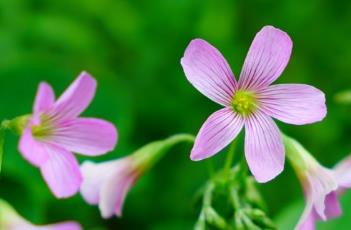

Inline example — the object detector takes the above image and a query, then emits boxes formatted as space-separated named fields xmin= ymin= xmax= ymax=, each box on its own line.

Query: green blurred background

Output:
xmin=0 ymin=0 xmax=351 ymax=229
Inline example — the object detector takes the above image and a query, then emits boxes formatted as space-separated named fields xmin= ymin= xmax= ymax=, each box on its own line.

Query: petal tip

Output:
xmin=254 ymin=164 xmax=284 ymax=183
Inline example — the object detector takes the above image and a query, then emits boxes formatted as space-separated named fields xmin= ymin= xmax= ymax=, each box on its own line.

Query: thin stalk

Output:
xmin=224 ymin=140 xmax=237 ymax=174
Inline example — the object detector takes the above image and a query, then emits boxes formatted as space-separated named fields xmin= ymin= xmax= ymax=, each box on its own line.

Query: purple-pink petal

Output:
xmin=33 ymin=82 xmax=55 ymax=114
xmin=258 ymin=84 xmax=326 ymax=125
xmin=244 ymin=111 xmax=284 ymax=183
xmin=191 ymin=108 xmax=244 ymax=161
xmin=324 ymin=192 xmax=342 ymax=219
xmin=19 ymin=128 xmax=50 ymax=167
xmin=51 ymin=118 xmax=118 ymax=156
xmin=297 ymin=207 xmax=317 ymax=230
xmin=181 ymin=39 xmax=237 ymax=106
xmin=52 ymin=71 xmax=96 ymax=120
xmin=238 ymin=26 xmax=292 ymax=90
xmin=40 ymin=145 xmax=82 ymax=198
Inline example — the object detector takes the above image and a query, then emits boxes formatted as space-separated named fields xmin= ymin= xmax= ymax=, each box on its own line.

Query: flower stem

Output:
xmin=0 ymin=127 xmax=4 ymax=173
xmin=224 ymin=139 xmax=237 ymax=174
xmin=0 ymin=120 xmax=11 ymax=173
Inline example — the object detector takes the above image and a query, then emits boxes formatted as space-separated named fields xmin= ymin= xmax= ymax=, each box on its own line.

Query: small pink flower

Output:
xmin=181 ymin=25 xmax=326 ymax=182
xmin=296 ymin=155 xmax=351 ymax=230
xmin=19 ymin=72 xmax=118 ymax=198
xmin=0 ymin=199 xmax=82 ymax=230
xmin=285 ymin=137 xmax=351 ymax=230
xmin=80 ymin=157 xmax=139 ymax=218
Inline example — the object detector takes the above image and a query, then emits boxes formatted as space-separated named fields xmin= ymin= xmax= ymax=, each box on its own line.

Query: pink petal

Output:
xmin=297 ymin=206 xmax=316 ymax=230
xmin=19 ymin=128 xmax=50 ymax=167
xmin=80 ymin=160 xmax=118 ymax=205
xmin=51 ymin=118 xmax=118 ymax=156
xmin=52 ymin=71 xmax=97 ymax=119
xmin=34 ymin=82 xmax=55 ymax=114
xmin=40 ymin=222 xmax=82 ymax=230
xmin=238 ymin=26 xmax=292 ymax=90
xmin=191 ymin=108 xmax=244 ymax=161
xmin=305 ymin=166 xmax=338 ymax=220
xmin=40 ymin=145 xmax=82 ymax=198
xmin=244 ymin=111 xmax=284 ymax=183
xmin=324 ymin=192 xmax=342 ymax=219
xmin=334 ymin=155 xmax=351 ymax=188
xmin=99 ymin=169 xmax=136 ymax=218
xmin=258 ymin=84 xmax=326 ymax=125
xmin=181 ymin=39 xmax=237 ymax=106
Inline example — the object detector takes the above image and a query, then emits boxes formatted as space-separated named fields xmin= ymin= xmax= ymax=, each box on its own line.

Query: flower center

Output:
xmin=231 ymin=90 xmax=258 ymax=116
xmin=31 ymin=114 xmax=54 ymax=139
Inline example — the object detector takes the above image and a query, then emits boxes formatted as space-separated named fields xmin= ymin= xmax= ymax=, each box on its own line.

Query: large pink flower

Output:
xmin=0 ymin=199 xmax=82 ymax=230
xmin=181 ymin=25 xmax=326 ymax=182
xmin=18 ymin=72 xmax=118 ymax=198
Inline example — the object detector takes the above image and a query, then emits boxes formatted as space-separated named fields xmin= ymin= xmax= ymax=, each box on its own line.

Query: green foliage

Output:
xmin=0 ymin=0 xmax=351 ymax=229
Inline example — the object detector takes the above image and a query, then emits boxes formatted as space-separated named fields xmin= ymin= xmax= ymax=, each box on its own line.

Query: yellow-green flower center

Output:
xmin=31 ymin=114 xmax=54 ymax=139
xmin=231 ymin=90 xmax=258 ymax=116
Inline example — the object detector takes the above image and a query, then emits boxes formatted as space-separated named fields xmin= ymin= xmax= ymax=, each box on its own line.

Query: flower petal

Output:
xmin=40 ymin=145 xmax=82 ymax=198
xmin=296 ymin=205 xmax=316 ymax=230
xmin=19 ymin=128 xmax=50 ymax=167
xmin=334 ymin=155 xmax=351 ymax=188
xmin=305 ymin=166 xmax=338 ymax=220
xmin=181 ymin=39 xmax=237 ymax=106
xmin=39 ymin=222 xmax=82 ymax=230
xmin=51 ymin=118 xmax=118 ymax=156
xmin=244 ymin=111 xmax=284 ymax=183
xmin=258 ymin=84 xmax=326 ymax=125
xmin=324 ymin=192 xmax=342 ymax=219
xmin=191 ymin=108 xmax=244 ymax=161
xmin=80 ymin=160 xmax=119 ymax=205
xmin=99 ymin=169 xmax=136 ymax=218
xmin=238 ymin=26 xmax=292 ymax=90
xmin=52 ymin=71 xmax=96 ymax=119
xmin=34 ymin=82 xmax=55 ymax=114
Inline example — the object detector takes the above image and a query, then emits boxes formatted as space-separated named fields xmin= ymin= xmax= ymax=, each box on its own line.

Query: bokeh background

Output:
xmin=1 ymin=0 xmax=351 ymax=229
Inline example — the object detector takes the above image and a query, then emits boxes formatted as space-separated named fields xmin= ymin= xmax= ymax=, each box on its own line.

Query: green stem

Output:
xmin=224 ymin=140 xmax=237 ymax=174
xmin=0 ymin=127 xmax=4 ymax=173
xmin=206 ymin=159 xmax=215 ymax=179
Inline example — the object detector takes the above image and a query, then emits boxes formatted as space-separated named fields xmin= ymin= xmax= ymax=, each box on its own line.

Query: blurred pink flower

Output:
xmin=297 ymin=155 xmax=351 ymax=230
xmin=181 ymin=25 xmax=326 ymax=182
xmin=0 ymin=199 xmax=82 ymax=230
xmin=80 ymin=134 xmax=194 ymax=218
xmin=80 ymin=157 xmax=139 ymax=218
xmin=19 ymin=72 xmax=118 ymax=198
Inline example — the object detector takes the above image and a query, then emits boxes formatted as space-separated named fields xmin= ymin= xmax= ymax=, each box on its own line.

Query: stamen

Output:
xmin=231 ymin=90 xmax=258 ymax=116
xmin=31 ymin=114 xmax=54 ymax=139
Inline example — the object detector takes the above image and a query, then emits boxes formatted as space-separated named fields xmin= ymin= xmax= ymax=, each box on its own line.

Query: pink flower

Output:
xmin=284 ymin=136 xmax=351 ymax=230
xmin=80 ymin=157 xmax=139 ymax=218
xmin=0 ymin=199 xmax=82 ymax=230
xmin=298 ymin=156 xmax=351 ymax=230
xmin=80 ymin=134 xmax=194 ymax=218
xmin=180 ymin=25 xmax=326 ymax=182
xmin=18 ymin=72 xmax=118 ymax=198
